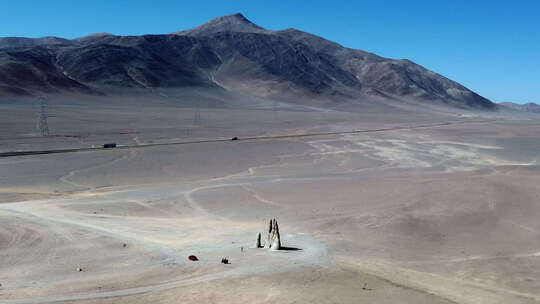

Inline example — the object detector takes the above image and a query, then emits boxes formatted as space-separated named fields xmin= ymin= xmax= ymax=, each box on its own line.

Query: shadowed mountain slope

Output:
xmin=0 ymin=13 xmax=496 ymax=109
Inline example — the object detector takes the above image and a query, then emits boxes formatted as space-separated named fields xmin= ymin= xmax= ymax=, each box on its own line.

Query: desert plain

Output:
xmin=1 ymin=90 xmax=540 ymax=304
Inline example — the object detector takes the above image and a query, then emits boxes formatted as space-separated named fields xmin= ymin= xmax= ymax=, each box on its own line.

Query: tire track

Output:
xmin=59 ymin=150 xmax=136 ymax=190
xmin=0 ymin=119 xmax=501 ymax=158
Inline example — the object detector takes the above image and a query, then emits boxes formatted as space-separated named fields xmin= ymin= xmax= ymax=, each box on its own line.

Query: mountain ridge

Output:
xmin=0 ymin=13 xmax=496 ymax=110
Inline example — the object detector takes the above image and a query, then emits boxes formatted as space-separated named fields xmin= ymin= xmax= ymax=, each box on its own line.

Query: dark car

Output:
xmin=103 ymin=143 xmax=117 ymax=148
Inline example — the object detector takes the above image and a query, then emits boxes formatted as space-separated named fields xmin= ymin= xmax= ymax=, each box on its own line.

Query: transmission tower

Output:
xmin=36 ymin=96 xmax=50 ymax=137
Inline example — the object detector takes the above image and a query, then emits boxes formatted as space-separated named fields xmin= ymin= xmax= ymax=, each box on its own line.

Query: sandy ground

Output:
xmin=2 ymin=93 xmax=540 ymax=303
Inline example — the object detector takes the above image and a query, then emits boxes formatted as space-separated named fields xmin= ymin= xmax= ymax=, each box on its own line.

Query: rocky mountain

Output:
xmin=499 ymin=102 xmax=540 ymax=113
xmin=0 ymin=13 xmax=496 ymax=109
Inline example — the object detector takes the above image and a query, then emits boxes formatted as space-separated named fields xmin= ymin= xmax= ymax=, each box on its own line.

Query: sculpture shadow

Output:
xmin=279 ymin=246 xmax=302 ymax=251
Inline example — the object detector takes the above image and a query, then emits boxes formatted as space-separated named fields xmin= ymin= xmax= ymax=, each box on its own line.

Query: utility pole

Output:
xmin=36 ymin=96 xmax=50 ymax=137
xmin=273 ymin=99 xmax=277 ymax=123
xmin=193 ymin=104 xmax=201 ymax=126
xmin=186 ymin=103 xmax=201 ymax=137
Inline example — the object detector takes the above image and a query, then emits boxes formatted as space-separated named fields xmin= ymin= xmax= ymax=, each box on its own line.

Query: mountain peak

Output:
xmin=174 ymin=13 xmax=268 ymax=36
xmin=216 ymin=13 xmax=255 ymax=24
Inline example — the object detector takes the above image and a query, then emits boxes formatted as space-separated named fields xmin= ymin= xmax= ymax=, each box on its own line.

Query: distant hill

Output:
xmin=499 ymin=102 xmax=540 ymax=113
xmin=0 ymin=13 xmax=496 ymax=110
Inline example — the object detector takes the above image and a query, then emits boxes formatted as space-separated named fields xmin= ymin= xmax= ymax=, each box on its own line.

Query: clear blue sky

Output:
xmin=1 ymin=0 xmax=538 ymax=103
